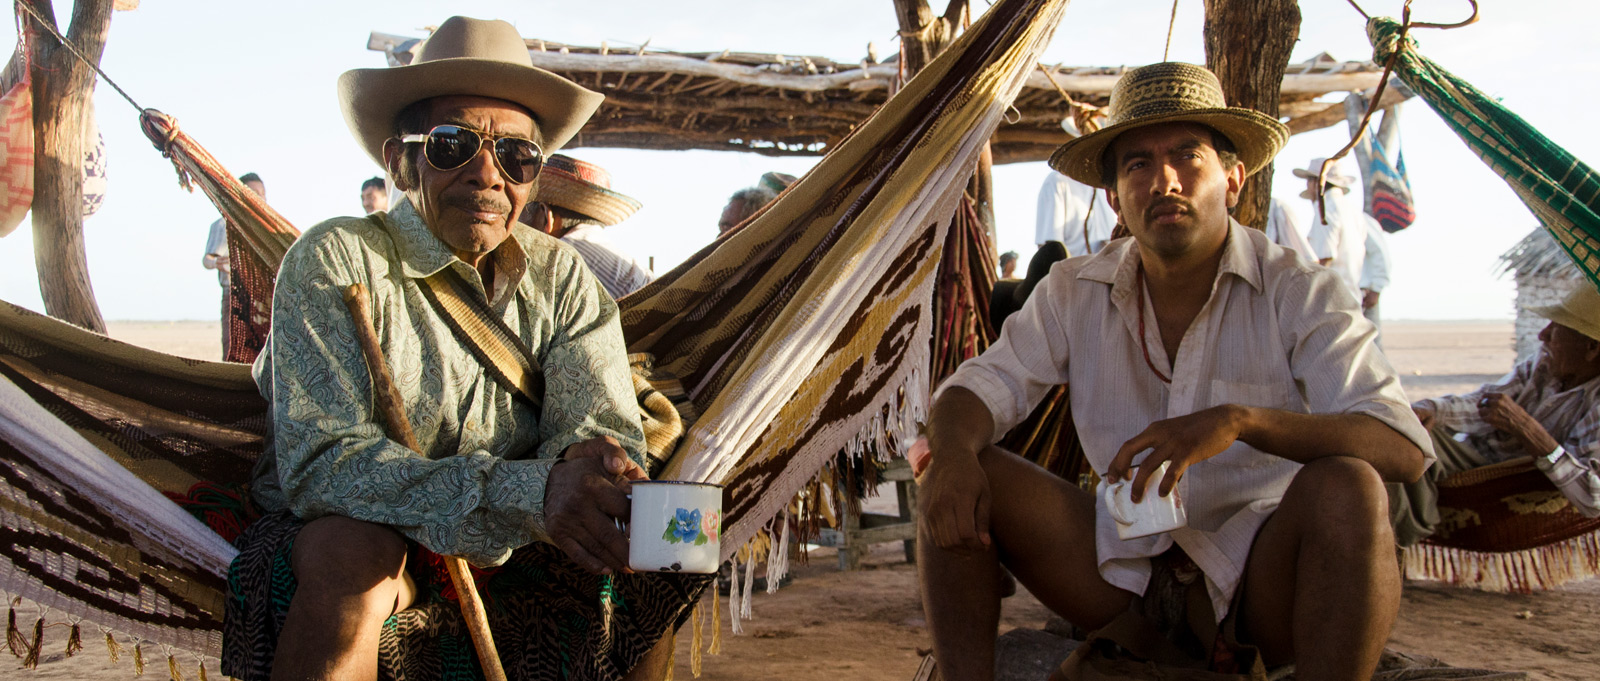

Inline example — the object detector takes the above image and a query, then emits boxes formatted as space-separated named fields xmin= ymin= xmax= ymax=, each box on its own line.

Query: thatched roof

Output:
xmin=367 ymin=33 xmax=1405 ymax=164
xmin=1500 ymin=227 xmax=1583 ymax=280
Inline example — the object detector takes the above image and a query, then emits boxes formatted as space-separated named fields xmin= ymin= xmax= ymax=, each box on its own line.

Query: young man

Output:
xmin=359 ymin=175 xmax=387 ymax=213
xmin=201 ymin=172 xmax=265 ymax=357
xmin=916 ymin=62 xmax=1431 ymax=681
xmin=222 ymin=17 xmax=706 ymax=681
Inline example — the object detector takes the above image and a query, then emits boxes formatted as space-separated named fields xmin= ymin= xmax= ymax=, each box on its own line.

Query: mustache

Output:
xmin=444 ymin=194 xmax=512 ymax=215
xmin=1144 ymin=196 xmax=1194 ymax=222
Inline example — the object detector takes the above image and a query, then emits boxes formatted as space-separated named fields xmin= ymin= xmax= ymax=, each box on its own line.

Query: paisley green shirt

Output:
xmin=250 ymin=198 xmax=645 ymax=566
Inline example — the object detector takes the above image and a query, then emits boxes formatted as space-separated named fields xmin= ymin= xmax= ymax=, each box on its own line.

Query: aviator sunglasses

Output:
xmin=399 ymin=125 xmax=544 ymax=184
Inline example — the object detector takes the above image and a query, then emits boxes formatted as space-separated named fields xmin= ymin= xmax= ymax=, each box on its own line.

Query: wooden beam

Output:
xmin=529 ymin=51 xmax=898 ymax=93
xmin=25 ymin=0 xmax=112 ymax=333
xmin=1284 ymin=85 xmax=1410 ymax=136
xmin=1203 ymin=0 xmax=1301 ymax=230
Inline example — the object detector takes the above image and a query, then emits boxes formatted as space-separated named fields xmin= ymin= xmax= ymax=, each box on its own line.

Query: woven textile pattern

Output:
xmin=622 ymin=0 xmax=1069 ymax=560
xmin=0 ymin=0 xmax=1069 ymax=660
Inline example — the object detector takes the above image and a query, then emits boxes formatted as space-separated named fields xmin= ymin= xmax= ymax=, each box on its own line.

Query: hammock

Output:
xmin=0 ymin=0 xmax=1069 ymax=667
xmin=1366 ymin=15 xmax=1600 ymax=591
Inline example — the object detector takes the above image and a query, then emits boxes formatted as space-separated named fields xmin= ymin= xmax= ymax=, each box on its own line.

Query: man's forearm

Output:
xmin=1234 ymin=406 xmax=1426 ymax=483
xmin=927 ymin=386 xmax=997 ymax=460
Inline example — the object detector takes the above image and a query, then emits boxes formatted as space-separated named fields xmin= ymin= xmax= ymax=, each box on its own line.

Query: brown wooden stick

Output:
xmin=342 ymin=284 xmax=508 ymax=681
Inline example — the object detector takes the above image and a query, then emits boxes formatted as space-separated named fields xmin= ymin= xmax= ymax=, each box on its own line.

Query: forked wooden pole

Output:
xmin=342 ymin=283 xmax=508 ymax=681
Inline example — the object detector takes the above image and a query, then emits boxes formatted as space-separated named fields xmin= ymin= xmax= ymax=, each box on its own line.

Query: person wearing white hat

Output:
xmin=916 ymin=62 xmax=1429 ymax=680
xmin=1296 ymin=157 xmax=1370 ymax=299
xmin=1391 ymin=284 xmax=1600 ymax=544
xmin=223 ymin=17 xmax=705 ymax=681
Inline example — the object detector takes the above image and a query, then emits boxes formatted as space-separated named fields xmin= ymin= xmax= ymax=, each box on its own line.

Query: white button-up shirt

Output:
xmin=938 ymin=220 xmax=1432 ymax=620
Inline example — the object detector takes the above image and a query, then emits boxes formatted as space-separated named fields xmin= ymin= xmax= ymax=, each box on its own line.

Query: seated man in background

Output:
xmin=1391 ymin=284 xmax=1600 ymax=545
xmin=717 ymin=185 xmax=776 ymax=235
xmin=522 ymin=154 xmax=654 ymax=299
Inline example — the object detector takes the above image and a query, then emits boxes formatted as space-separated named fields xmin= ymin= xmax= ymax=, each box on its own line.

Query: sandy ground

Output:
xmin=10 ymin=320 xmax=1597 ymax=680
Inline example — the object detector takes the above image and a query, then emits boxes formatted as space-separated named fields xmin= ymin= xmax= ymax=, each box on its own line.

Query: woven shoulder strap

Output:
xmin=361 ymin=213 xmax=545 ymax=408
xmin=416 ymin=269 xmax=545 ymax=408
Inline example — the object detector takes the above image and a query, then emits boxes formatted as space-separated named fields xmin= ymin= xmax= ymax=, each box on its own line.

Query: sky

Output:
xmin=0 ymin=0 xmax=1594 ymax=322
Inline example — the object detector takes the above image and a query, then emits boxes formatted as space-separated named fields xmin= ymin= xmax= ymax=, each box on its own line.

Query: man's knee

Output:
xmin=291 ymin=515 xmax=409 ymax=598
xmin=1288 ymin=457 xmax=1393 ymax=545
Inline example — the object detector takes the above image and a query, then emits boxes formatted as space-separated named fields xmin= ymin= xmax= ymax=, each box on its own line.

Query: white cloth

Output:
xmin=1036 ymin=172 xmax=1117 ymax=257
xmin=1360 ymin=216 xmax=1391 ymax=293
xmin=202 ymin=217 xmax=230 ymax=287
xmin=561 ymin=223 xmax=653 ymax=300
xmin=937 ymin=220 xmax=1431 ymax=621
xmin=1264 ymin=198 xmax=1315 ymax=259
xmin=1306 ymin=187 xmax=1367 ymax=296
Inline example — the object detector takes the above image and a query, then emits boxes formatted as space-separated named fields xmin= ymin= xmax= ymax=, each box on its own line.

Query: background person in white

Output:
xmin=915 ymin=63 xmax=1430 ymax=681
xmin=1035 ymin=170 xmax=1116 ymax=257
xmin=1360 ymin=217 xmax=1392 ymax=341
xmin=202 ymin=172 xmax=264 ymax=358
xmin=1299 ymin=157 xmax=1367 ymax=297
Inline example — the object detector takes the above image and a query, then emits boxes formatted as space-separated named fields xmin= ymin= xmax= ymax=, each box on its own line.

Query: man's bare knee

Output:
xmin=1288 ymin=457 xmax=1393 ymax=546
xmin=292 ymin=515 xmax=409 ymax=601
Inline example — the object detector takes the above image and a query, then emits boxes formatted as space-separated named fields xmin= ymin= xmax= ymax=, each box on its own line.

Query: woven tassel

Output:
xmin=741 ymin=551 xmax=755 ymax=620
xmin=726 ymin=559 xmax=742 ymax=635
xmin=6 ymin=602 xmax=23 ymax=658
xmin=198 ymin=661 xmax=209 ymax=681
xmin=663 ymin=633 xmax=675 ymax=681
xmin=22 ymin=617 xmax=42 ymax=668
xmin=66 ymin=622 xmax=82 ymax=657
xmin=105 ymin=629 xmax=122 ymax=663
xmin=690 ymin=601 xmax=704 ymax=678
xmin=134 ymin=641 xmax=145 ymax=676
xmin=597 ymin=574 xmax=616 ymax=657
xmin=168 ymin=652 xmax=184 ymax=681
xmin=709 ymin=580 xmax=723 ymax=655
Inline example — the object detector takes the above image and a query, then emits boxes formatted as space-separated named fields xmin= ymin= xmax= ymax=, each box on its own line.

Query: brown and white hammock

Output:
xmin=0 ymin=0 xmax=1071 ymax=671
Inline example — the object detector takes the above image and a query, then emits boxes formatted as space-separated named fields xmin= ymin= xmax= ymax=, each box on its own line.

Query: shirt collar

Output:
xmin=386 ymin=196 xmax=531 ymax=277
xmin=1077 ymin=218 xmax=1263 ymax=293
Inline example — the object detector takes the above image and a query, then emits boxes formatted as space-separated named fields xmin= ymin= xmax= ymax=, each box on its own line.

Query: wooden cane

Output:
xmin=342 ymin=284 xmax=509 ymax=681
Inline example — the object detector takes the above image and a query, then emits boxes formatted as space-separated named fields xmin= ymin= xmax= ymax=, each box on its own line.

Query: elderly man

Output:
xmin=1391 ymin=285 xmax=1600 ymax=545
xmin=521 ymin=154 xmax=653 ymax=299
xmin=717 ymin=185 xmax=776 ymax=235
xmin=916 ymin=63 xmax=1429 ymax=681
xmin=221 ymin=17 xmax=706 ymax=681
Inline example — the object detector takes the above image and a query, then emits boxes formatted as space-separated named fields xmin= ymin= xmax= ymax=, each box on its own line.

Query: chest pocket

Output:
xmin=1209 ymin=379 xmax=1295 ymax=468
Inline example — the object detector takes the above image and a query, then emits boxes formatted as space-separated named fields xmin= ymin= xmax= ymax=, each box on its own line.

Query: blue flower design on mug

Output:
xmin=663 ymin=507 xmax=708 ymax=545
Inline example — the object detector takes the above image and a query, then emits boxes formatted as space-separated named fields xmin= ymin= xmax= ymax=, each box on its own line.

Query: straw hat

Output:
xmin=1048 ymin=62 xmax=1289 ymax=189
xmin=338 ymin=16 xmax=604 ymax=168
xmin=536 ymin=154 xmax=642 ymax=227
xmin=1531 ymin=284 xmax=1600 ymax=342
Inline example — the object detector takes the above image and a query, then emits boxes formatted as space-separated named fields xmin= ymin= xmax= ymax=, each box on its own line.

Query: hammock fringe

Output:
xmin=1402 ymin=529 xmax=1600 ymax=593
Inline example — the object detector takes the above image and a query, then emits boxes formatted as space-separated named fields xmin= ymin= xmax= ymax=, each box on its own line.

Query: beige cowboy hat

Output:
xmin=536 ymin=154 xmax=642 ymax=226
xmin=337 ymin=16 xmax=604 ymax=168
xmin=1531 ymin=284 xmax=1600 ymax=342
xmin=1048 ymin=62 xmax=1289 ymax=189
xmin=1293 ymin=156 xmax=1358 ymax=199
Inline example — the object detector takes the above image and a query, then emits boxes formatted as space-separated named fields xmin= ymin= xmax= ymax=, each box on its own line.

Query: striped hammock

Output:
xmin=0 ymin=0 xmax=1069 ymax=667
xmin=1369 ymin=16 xmax=1600 ymax=590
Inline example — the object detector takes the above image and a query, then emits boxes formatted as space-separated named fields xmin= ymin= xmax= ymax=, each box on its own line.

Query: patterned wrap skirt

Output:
xmin=221 ymin=510 xmax=712 ymax=681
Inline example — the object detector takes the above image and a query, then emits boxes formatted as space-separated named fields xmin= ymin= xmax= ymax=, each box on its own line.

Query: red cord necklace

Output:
xmin=1136 ymin=263 xmax=1172 ymax=384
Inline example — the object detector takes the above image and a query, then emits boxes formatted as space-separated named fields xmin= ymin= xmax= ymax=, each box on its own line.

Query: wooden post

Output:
xmin=23 ymin=0 xmax=112 ymax=332
xmin=1201 ymin=0 xmax=1301 ymax=230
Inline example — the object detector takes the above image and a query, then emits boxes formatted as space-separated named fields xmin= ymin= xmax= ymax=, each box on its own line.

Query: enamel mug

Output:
xmin=628 ymin=481 xmax=723 ymax=573
xmin=1100 ymin=460 xmax=1187 ymax=540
